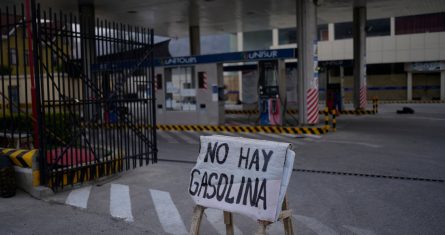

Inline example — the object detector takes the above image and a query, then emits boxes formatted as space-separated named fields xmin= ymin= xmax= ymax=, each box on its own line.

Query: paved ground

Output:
xmin=1 ymin=103 xmax=445 ymax=235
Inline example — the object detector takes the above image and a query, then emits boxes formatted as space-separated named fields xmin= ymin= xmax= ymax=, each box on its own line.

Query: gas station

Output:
xmin=1 ymin=0 xmax=445 ymax=234
xmin=152 ymin=49 xmax=295 ymax=125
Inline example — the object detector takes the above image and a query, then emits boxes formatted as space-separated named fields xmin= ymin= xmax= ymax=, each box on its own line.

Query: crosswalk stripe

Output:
xmin=65 ymin=186 xmax=91 ymax=209
xmin=171 ymin=131 xmax=197 ymax=144
xmin=157 ymin=131 xmax=179 ymax=143
xmin=110 ymin=184 xmax=134 ymax=222
xmin=149 ymin=189 xmax=188 ymax=235
xmin=204 ymin=208 xmax=244 ymax=235
xmin=293 ymin=214 xmax=338 ymax=235
xmin=343 ymin=225 xmax=377 ymax=235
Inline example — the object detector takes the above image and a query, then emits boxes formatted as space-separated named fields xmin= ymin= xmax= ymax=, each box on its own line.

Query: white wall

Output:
xmin=273 ymin=32 xmax=445 ymax=64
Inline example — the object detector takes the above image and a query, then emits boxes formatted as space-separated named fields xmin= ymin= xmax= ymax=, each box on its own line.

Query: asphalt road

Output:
xmin=1 ymin=103 xmax=444 ymax=235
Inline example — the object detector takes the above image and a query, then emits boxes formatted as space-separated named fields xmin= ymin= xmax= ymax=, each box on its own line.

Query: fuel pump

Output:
xmin=258 ymin=60 xmax=282 ymax=125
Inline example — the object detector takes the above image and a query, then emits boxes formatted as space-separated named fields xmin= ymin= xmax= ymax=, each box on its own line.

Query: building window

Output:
xmin=335 ymin=18 xmax=391 ymax=39
xmin=395 ymin=12 xmax=445 ymax=35
xmin=367 ymin=18 xmax=390 ymax=37
xmin=243 ymin=30 xmax=273 ymax=50
xmin=278 ymin=28 xmax=297 ymax=45
xmin=317 ymin=24 xmax=329 ymax=41
xmin=165 ymin=67 xmax=196 ymax=111
xmin=9 ymin=49 xmax=17 ymax=65
xmin=334 ymin=22 xmax=353 ymax=40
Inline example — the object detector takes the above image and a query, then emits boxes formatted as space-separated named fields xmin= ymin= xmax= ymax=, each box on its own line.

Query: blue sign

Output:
xmin=91 ymin=48 xmax=297 ymax=72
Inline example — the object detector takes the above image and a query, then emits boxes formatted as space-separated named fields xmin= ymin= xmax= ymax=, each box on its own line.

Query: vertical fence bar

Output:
xmin=0 ymin=7 xmax=5 ymax=143
xmin=6 ymin=6 xmax=14 ymax=139
xmin=0 ymin=1 xmax=158 ymax=189
xmin=13 ymin=5 xmax=21 ymax=146
xmin=26 ymin=0 xmax=39 ymax=149
xmin=150 ymin=28 xmax=157 ymax=163
xmin=21 ymin=3 xmax=31 ymax=147
xmin=31 ymin=0 xmax=46 ymax=185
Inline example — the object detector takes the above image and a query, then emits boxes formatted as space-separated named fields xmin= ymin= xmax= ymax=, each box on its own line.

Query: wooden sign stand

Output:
xmin=189 ymin=195 xmax=294 ymax=235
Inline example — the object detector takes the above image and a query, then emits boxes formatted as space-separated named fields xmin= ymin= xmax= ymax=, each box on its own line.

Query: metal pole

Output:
xmin=30 ymin=0 xmax=46 ymax=185
xmin=25 ymin=0 xmax=39 ymax=149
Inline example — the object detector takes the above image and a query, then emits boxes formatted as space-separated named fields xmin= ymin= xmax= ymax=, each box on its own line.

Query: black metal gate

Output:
xmin=16 ymin=1 xmax=157 ymax=190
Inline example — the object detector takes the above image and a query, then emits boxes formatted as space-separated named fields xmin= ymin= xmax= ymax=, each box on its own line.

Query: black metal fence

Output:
xmin=1 ymin=1 xmax=157 ymax=190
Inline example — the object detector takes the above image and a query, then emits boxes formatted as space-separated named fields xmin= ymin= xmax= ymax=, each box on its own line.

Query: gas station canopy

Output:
xmin=2 ymin=0 xmax=445 ymax=37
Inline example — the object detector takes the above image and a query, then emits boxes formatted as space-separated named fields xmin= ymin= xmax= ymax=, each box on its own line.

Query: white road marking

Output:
xmin=293 ymin=214 xmax=338 ymax=235
xmin=322 ymin=140 xmax=381 ymax=148
xmin=218 ymin=131 xmax=237 ymax=136
xmin=171 ymin=131 xmax=196 ymax=144
xmin=65 ymin=186 xmax=91 ymax=209
xmin=343 ymin=225 xmax=377 ymax=235
xmin=149 ymin=189 xmax=188 ymax=235
xmin=238 ymin=132 xmax=261 ymax=140
xmin=204 ymin=208 xmax=243 ymax=235
xmin=201 ymin=130 xmax=215 ymax=136
xmin=257 ymin=132 xmax=305 ymax=145
xmin=185 ymin=131 xmax=202 ymax=139
xmin=110 ymin=184 xmax=134 ymax=222
xmin=405 ymin=116 xmax=445 ymax=121
xmin=375 ymin=115 xmax=445 ymax=121
xmin=157 ymin=131 xmax=179 ymax=143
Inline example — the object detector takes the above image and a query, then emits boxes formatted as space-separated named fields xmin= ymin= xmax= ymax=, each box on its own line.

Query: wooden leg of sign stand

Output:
xmin=281 ymin=196 xmax=294 ymax=235
xmin=189 ymin=205 xmax=205 ymax=235
xmin=255 ymin=195 xmax=294 ymax=235
xmin=190 ymin=195 xmax=294 ymax=235
xmin=224 ymin=211 xmax=234 ymax=235
xmin=255 ymin=221 xmax=271 ymax=235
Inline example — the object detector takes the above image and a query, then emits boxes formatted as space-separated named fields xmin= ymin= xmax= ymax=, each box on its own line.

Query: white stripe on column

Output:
xmin=205 ymin=208 xmax=243 ymax=235
xmin=149 ymin=189 xmax=188 ymax=235
xmin=65 ymin=186 xmax=91 ymax=209
xmin=110 ymin=184 xmax=134 ymax=222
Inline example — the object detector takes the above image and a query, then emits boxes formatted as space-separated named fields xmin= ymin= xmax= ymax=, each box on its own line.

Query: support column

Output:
xmin=353 ymin=6 xmax=367 ymax=110
xmin=340 ymin=66 xmax=345 ymax=109
xmin=189 ymin=26 xmax=200 ymax=55
xmin=407 ymin=72 xmax=413 ymax=101
xmin=79 ymin=3 xmax=97 ymax=120
xmin=237 ymin=32 xmax=243 ymax=102
xmin=328 ymin=23 xmax=334 ymax=41
xmin=272 ymin=28 xmax=279 ymax=47
xmin=189 ymin=0 xmax=200 ymax=55
xmin=390 ymin=17 xmax=395 ymax=36
xmin=441 ymin=71 xmax=445 ymax=101
xmin=297 ymin=0 xmax=319 ymax=125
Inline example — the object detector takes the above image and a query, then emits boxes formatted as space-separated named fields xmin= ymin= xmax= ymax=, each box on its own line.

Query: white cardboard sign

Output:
xmin=189 ymin=135 xmax=295 ymax=222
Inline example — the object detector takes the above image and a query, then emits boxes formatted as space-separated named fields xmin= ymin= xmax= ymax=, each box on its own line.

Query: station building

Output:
xmin=223 ymin=12 xmax=445 ymax=103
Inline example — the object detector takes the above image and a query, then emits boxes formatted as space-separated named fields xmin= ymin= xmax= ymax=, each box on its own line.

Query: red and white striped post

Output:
xmin=297 ymin=0 xmax=320 ymax=125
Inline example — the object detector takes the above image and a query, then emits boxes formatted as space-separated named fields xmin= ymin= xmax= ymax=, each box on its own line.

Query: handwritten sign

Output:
xmin=189 ymin=135 xmax=295 ymax=222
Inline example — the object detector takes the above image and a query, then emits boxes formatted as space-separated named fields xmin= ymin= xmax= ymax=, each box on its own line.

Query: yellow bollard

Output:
xmin=331 ymin=110 xmax=337 ymax=132
xmin=324 ymin=107 xmax=330 ymax=131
